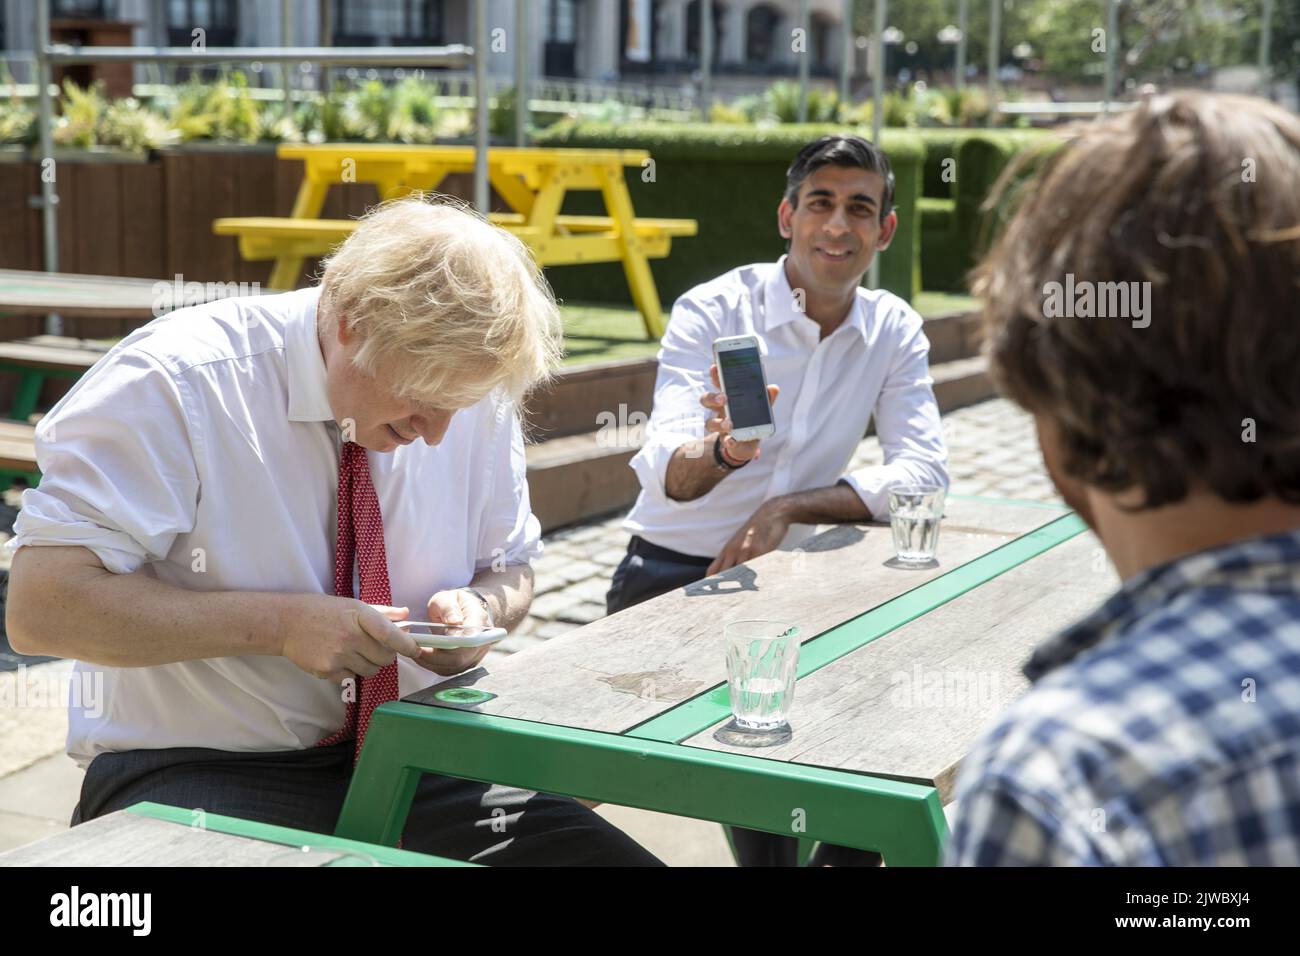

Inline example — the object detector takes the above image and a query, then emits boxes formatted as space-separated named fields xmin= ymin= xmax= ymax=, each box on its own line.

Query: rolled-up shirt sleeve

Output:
xmin=627 ymin=297 xmax=717 ymax=507
xmin=4 ymin=348 xmax=200 ymax=575
xmin=840 ymin=315 xmax=949 ymax=518
xmin=474 ymin=394 xmax=542 ymax=572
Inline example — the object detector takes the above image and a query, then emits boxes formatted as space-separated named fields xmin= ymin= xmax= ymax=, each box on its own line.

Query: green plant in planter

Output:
xmin=353 ymin=79 xmax=396 ymax=140
xmin=168 ymin=71 xmax=261 ymax=143
xmin=882 ymin=91 xmax=917 ymax=128
xmin=100 ymin=97 xmax=177 ymax=150
xmin=0 ymin=65 xmax=35 ymax=145
xmin=763 ymin=80 xmax=840 ymax=124
xmin=488 ymin=84 xmax=517 ymax=138
xmin=389 ymin=77 xmax=442 ymax=143
xmin=54 ymin=79 xmax=105 ymax=147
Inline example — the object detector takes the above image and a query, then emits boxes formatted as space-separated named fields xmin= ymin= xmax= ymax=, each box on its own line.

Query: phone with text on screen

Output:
xmin=712 ymin=334 xmax=776 ymax=442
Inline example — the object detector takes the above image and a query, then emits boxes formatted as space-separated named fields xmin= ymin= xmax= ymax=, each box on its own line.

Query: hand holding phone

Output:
xmin=707 ymin=335 xmax=780 ymax=463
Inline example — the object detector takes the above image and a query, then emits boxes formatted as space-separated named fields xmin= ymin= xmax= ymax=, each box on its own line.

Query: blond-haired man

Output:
xmin=5 ymin=197 xmax=661 ymax=866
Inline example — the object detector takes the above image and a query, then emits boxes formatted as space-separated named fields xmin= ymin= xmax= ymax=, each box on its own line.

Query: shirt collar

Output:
xmin=761 ymin=255 xmax=870 ymax=343
xmin=285 ymin=286 xmax=335 ymax=423
xmin=1023 ymin=526 xmax=1300 ymax=682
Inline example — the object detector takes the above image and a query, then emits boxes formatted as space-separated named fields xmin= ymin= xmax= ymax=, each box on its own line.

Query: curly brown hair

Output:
xmin=974 ymin=92 xmax=1300 ymax=511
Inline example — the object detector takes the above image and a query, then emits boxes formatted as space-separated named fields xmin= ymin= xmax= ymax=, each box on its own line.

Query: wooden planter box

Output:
xmin=0 ymin=144 xmax=482 ymax=342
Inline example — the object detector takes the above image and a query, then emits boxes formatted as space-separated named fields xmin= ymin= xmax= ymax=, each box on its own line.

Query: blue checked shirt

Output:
xmin=945 ymin=528 xmax=1300 ymax=866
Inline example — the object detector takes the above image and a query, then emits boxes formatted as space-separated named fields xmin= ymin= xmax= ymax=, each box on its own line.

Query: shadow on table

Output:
xmin=681 ymin=527 xmax=873 ymax=600
xmin=683 ymin=565 xmax=758 ymax=598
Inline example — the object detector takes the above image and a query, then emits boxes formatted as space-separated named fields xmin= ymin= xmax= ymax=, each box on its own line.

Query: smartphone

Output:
xmin=394 ymin=621 xmax=508 ymax=650
xmin=712 ymin=334 xmax=776 ymax=442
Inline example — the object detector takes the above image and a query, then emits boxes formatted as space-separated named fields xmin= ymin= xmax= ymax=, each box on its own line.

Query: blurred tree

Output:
xmin=849 ymin=0 xmax=1297 ymax=93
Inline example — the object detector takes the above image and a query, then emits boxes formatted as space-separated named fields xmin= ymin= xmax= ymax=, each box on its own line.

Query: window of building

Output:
xmin=331 ymin=0 xmax=444 ymax=47
xmin=746 ymin=4 xmax=781 ymax=64
xmin=166 ymin=0 xmax=238 ymax=47
xmin=52 ymin=0 xmax=120 ymax=18
xmin=685 ymin=0 xmax=725 ymax=62
xmin=544 ymin=0 xmax=581 ymax=77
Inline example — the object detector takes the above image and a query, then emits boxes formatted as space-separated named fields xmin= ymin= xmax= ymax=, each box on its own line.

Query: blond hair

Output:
xmin=318 ymin=193 xmax=563 ymax=408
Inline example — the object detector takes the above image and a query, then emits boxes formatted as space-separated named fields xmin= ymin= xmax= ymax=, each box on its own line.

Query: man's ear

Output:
xmin=876 ymin=210 xmax=898 ymax=251
xmin=777 ymin=197 xmax=794 ymax=240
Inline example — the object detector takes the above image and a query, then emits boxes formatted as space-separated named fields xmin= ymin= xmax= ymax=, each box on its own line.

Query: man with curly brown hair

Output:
xmin=946 ymin=92 xmax=1300 ymax=866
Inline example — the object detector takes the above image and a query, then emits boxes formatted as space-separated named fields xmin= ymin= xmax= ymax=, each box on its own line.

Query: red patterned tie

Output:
xmin=316 ymin=440 xmax=401 ymax=767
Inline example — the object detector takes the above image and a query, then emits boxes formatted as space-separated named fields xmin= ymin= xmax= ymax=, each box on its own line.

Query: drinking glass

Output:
xmin=889 ymin=484 xmax=946 ymax=566
xmin=724 ymin=620 xmax=800 ymax=733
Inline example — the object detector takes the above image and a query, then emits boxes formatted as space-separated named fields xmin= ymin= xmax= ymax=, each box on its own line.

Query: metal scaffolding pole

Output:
xmin=869 ymin=0 xmax=885 ymax=291
xmin=797 ymin=0 xmax=811 ymax=122
xmin=474 ymin=0 xmax=490 ymax=215
xmin=839 ymin=0 xmax=852 ymax=106
xmin=515 ymin=0 xmax=528 ymax=145
xmin=700 ymin=0 xmax=714 ymax=118
xmin=1259 ymin=0 xmax=1275 ymax=99
xmin=987 ymin=0 xmax=1001 ymax=127
xmin=29 ymin=34 xmax=473 ymax=307
xmin=956 ymin=0 xmax=968 ymax=91
xmin=281 ymin=0 xmax=294 ymax=119
xmin=1103 ymin=0 xmax=1118 ymax=114
xmin=35 ymin=0 xmax=60 ymax=336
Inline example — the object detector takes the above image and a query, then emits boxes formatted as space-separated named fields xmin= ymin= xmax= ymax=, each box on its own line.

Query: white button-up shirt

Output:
xmin=6 ymin=286 xmax=542 ymax=769
xmin=623 ymin=256 xmax=948 ymax=557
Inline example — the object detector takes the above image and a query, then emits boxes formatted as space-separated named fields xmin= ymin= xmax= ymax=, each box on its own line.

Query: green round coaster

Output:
xmin=433 ymin=687 xmax=493 ymax=705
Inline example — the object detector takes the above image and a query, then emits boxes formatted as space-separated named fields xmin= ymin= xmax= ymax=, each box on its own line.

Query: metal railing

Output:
xmin=26 ymin=0 xmax=483 ymax=335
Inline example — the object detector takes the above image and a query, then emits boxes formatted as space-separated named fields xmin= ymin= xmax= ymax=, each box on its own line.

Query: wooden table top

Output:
xmin=408 ymin=496 xmax=1116 ymax=798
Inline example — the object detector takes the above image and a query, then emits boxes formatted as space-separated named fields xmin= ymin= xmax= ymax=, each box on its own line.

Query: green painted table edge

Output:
xmin=627 ymin=508 xmax=1087 ymax=744
xmin=335 ymin=496 xmax=1085 ymax=866
xmin=124 ymin=801 xmax=474 ymax=866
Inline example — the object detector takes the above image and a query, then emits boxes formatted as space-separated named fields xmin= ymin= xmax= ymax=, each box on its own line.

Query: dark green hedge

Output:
xmin=920 ymin=129 xmax=1061 ymax=291
xmin=530 ymin=122 xmax=926 ymax=311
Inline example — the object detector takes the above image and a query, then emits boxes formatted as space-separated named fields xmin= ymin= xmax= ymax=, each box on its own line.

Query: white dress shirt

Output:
xmin=6 ymin=286 xmax=542 ymax=769
xmin=623 ymin=256 xmax=948 ymax=558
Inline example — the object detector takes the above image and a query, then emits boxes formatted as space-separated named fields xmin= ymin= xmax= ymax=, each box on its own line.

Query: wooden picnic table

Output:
xmin=0 ymin=801 xmax=469 ymax=867
xmin=333 ymin=495 xmax=1117 ymax=865
xmin=0 ymin=269 xmax=173 ymax=321
xmin=213 ymin=144 xmax=698 ymax=338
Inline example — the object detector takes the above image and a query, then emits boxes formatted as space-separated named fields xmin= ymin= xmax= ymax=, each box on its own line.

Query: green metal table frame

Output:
xmin=334 ymin=500 xmax=1088 ymax=866
xmin=0 ymin=360 xmax=80 ymax=490
xmin=124 ymin=800 xmax=473 ymax=866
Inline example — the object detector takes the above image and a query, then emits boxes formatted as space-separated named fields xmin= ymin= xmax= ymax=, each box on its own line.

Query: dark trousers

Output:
xmin=606 ymin=535 xmax=882 ymax=868
xmin=71 ymin=740 xmax=663 ymax=866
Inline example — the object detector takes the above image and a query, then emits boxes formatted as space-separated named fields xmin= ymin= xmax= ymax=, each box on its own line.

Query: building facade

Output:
xmin=2 ymin=0 xmax=858 ymax=91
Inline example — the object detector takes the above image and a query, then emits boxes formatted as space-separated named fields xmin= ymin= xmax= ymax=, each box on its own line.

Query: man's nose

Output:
xmin=823 ymin=204 xmax=851 ymax=235
xmin=411 ymin=411 xmax=453 ymax=446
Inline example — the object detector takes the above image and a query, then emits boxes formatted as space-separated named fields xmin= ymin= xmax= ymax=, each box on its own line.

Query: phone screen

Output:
xmin=718 ymin=346 xmax=773 ymax=429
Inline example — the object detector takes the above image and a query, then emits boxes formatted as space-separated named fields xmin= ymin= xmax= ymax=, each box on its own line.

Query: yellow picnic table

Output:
xmin=214 ymin=144 xmax=698 ymax=338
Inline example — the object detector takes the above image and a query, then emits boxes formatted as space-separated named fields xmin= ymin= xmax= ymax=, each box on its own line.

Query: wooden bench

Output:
xmin=0 ymin=336 xmax=113 ymax=423
xmin=213 ymin=144 xmax=698 ymax=338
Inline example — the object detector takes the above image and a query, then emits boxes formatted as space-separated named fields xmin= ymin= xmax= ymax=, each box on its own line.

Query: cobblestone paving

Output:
xmin=495 ymin=396 xmax=1060 ymax=658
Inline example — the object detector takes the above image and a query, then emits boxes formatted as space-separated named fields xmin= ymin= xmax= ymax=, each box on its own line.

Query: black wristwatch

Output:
xmin=462 ymin=586 xmax=495 ymax=626
xmin=712 ymin=434 xmax=748 ymax=472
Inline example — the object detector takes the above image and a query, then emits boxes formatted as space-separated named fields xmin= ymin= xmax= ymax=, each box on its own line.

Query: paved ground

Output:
xmin=0 ymin=397 xmax=1058 ymax=864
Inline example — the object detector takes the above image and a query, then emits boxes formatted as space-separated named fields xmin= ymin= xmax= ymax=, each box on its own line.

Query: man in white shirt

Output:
xmin=5 ymin=197 xmax=660 ymax=866
xmin=608 ymin=136 xmax=949 ymax=865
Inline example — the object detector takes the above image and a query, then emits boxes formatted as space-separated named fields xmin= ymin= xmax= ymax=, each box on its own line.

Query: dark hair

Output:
xmin=975 ymin=92 xmax=1300 ymax=511
xmin=784 ymin=135 xmax=895 ymax=223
